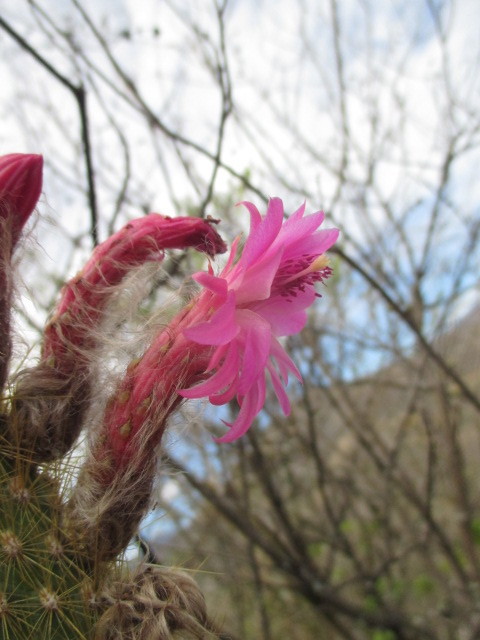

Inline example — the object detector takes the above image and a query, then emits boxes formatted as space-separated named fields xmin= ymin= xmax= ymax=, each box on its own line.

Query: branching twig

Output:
xmin=0 ymin=15 xmax=99 ymax=246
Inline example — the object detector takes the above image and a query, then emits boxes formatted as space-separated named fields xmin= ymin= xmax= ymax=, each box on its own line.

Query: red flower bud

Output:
xmin=43 ymin=213 xmax=226 ymax=369
xmin=0 ymin=153 xmax=43 ymax=249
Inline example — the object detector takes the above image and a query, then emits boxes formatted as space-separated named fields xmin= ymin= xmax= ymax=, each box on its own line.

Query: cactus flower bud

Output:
xmin=0 ymin=153 xmax=43 ymax=250
xmin=11 ymin=213 xmax=226 ymax=463
xmin=43 ymin=213 xmax=226 ymax=369
xmin=0 ymin=153 xmax=43 ymax=392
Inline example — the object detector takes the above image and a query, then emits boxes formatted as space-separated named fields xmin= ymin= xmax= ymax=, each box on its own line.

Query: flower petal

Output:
xmin=221 ymin=236 xmax=241 ymax=275
xmin=192 ymin=271 xmax=228 ymax=297
xmin=209 ymin=378 xmax=239 ymax=405
xmin=236 ymin=310 xmax=272 ymax=395
xmin=253 ymin=285 xmax=317 ymax=335
xmin=239 ymin=197 xmax=284 ymax=268
xmin=270 ymin=337 xmax=302 ymax=383
xmin=179 ymin=342 xmax=239 ymax=398
xmin=237 ymin=200 xmax=262 ymax=231
xmin=207 ymin=344 xmax=228 ymax=371
xmin=280 ymin=208 xmax=325 ymax=243
xmin=287 ymin=201 xmax=306 ymax=222
xmin=264 ymin=306 xmax=308 ymax=335
xmin=267 ymin=362 xmax=291 ymax=415
xmin=284 ymin=228 xmax=339 ymax=261
xmin=183 ymin=290 xmax=238 ymax=345
xmin=215 ymin=375 xmax=266 ymax=442
xmin=234 ymin=247 xmax=284 ymax=304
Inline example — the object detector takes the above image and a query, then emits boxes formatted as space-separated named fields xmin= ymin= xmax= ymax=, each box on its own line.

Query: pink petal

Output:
xmin=183 ymin=291 xmax=238 ymax=345
xmin=234 ymin=247 xmax=284 ymax=304
xmin=263 ymin=306 xmax=308 ymax=336
xmin=221 ymin=236 xmax=241 ymax=276
xmin=270 ymin=337 xmax=302 ymax=383
xmin=215 ymin=375 xmax=266 ymax=443
xmin=207 ymin=344 xmax=228 ymax=371
xmin=287 ymin=201 xmax=306 ymax=222
xmin=267 ymin=362 xmax=291 ymax=415
xmin=239 ymin=197 xmax=284 ymax=268
xmin=251 ymin=287 xmax=317 ymax=335
xmin=192 ymin=271 xmax=228 ymax=297
xmin=279 ymin=210 xmax=326 ymax=245
xmin=179 ymin=342 xmax=239 ymax=398
xmin=284 ymin=228 xmax=339 ymax=261
xmin=236 ymin=311 xmax=272 ymax=395
xmin=237 ymin=200 xmax=262 ymax=231
xmin=209 ymin=378 xmax=239 ymax=405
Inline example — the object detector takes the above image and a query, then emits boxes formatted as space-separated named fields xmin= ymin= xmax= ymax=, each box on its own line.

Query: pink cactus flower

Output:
xmin=0 ymin=153 xmax=43 ymax=249
xmin=179 ymin=197 xmax=339 ymax=442
xmin=102 ymin=198 xmax=337 ymax=469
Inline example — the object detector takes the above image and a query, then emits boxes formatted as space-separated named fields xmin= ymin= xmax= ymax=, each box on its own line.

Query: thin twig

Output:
xmin=0 ymin=15 xmax=99 ymax=246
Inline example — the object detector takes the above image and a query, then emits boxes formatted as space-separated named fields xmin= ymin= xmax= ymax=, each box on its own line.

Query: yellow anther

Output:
xmin=309 ymin=254 xmax=330 ymax=271
xmin=283 ymin=254 xmax=331 ymax=285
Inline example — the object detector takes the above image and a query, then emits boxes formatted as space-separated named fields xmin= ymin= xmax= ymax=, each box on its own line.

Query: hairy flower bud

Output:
xmin=0 ymin=153 xmax=43 ymax=250
xmin=0 ymin=153 xmax=43 ymax=392
xmin=43 ymin=214 xmax=226 ymax=369
xmin=11 ymin=214 xmax=226 ymax=462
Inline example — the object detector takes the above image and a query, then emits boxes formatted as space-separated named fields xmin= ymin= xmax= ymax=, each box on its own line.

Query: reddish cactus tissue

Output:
xmin=43 ymin=214 xmax=227 ymax=370
xmin=0 ymin=153 xmax=43 ymax=249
